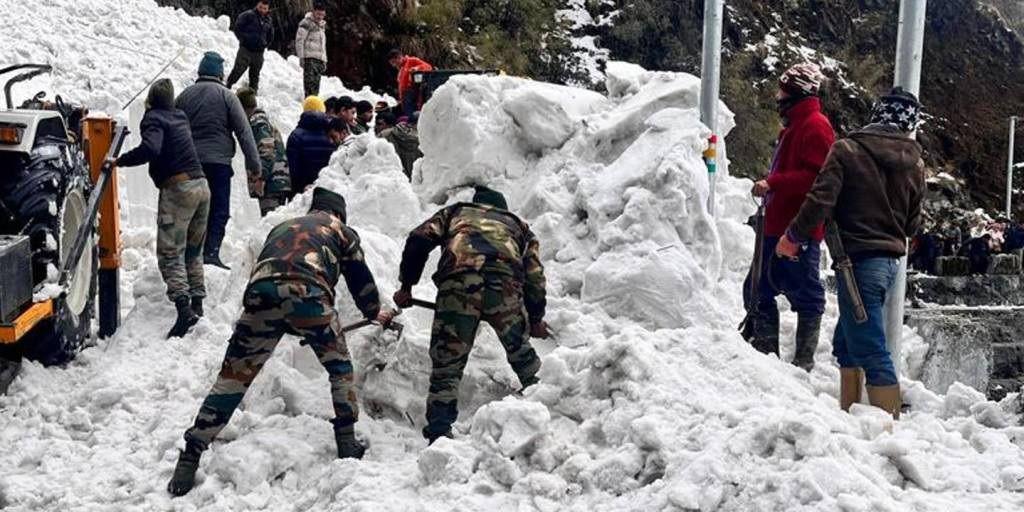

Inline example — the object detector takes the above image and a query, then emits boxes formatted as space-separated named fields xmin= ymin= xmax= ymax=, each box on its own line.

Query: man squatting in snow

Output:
xmin=168 ymin=188 xmax=396 ymax=496
xmin=777 ymin=88 xmax=925 ymax=420
xmin=743 ymin=63 xmax=835 ymax=371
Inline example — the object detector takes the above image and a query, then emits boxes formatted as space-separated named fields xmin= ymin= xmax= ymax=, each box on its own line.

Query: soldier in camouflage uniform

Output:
xmin=394 ymin=185 xmax=549 ymax=444
xmin=168 ymin=187 xmax=394 ymax=497
xmin=237 ymin=88 xmax=291 ymax=216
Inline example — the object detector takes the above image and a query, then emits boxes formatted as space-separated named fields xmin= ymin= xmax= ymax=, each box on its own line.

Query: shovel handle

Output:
xmin=410 ymin=298 xmax=436 ymax=310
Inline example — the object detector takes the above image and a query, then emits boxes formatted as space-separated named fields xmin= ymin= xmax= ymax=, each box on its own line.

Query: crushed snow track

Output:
xmin=2 ymin=1 xmax=1024 ymax=511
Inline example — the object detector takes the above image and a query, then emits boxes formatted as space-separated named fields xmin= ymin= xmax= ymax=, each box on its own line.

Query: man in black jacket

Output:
xmin=113 ymin=79 xmax=211 ymax=339
xmin=226 ymin=0 xmax=273 ymax=92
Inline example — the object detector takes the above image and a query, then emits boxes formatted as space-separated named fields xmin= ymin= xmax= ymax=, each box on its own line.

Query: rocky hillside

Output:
xmin=158 ymin=0 xmax=1024 ymax=218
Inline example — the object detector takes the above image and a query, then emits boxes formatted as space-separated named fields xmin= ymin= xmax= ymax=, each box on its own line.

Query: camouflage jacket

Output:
xmin=250 ymin=211 xmax=381 ymax=319
xmin=399 ymin=203 xmax=546 ymax=322
xmin=248 ymin=108 xmax=291 ymax=198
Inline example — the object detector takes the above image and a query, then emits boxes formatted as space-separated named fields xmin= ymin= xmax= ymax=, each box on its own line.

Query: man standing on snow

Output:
xmin=393 ymin=186 xmax=549 ymax=444
xmin=777 ymin=88 xmax=925 ymax=420
xmin=742 ymin=63 xmax=835 ymax=371
xmin=112 ymin=79 xmax=210 ymax=338
xmin=226 ymin=0 xmax=274 ymax=92
xmin=236 ymin=87 xmax=291 ymax=216
xmin=168 ymin=187 xmax=396 ymax=497
xmin=387 ymin=49 xmax=432 ymax=117
xmin=295 ymin=1 xmax=328 ymax=97
xmin=176 ymin=51 xmax=261 ymax=270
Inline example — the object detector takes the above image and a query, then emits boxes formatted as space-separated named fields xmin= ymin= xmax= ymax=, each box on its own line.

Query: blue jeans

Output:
xmin=202 ymin=163 xmax=232 ymax=257
xmin=743 ymin=236 xmax=826 ymax=318
xmin=833 ymin=257 xmax=899 ymax=386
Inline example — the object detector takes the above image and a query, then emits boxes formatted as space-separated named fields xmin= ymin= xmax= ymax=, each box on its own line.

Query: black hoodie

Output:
xmin=788 ymin=124 xmax=926 ymax=257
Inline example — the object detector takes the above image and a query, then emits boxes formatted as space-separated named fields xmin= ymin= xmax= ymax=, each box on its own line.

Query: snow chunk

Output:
xmin=471 ymin=398 xmax=551 ymax=457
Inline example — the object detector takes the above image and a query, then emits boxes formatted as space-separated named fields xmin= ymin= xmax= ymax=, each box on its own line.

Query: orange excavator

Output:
xmin=0 ymin=64 xmax=128 ymax=392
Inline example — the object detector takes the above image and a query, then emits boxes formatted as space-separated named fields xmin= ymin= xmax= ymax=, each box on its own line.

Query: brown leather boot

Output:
xmin=866 ymin=384 xmax=902 ymax=420
xmin=839 ymin=367 xmax=864 ymax=411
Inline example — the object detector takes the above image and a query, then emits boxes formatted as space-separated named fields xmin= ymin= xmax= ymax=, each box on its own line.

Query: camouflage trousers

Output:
xmin=184 ymin=279 xmax=358 ymax=450
xmin=258 ymin=195 xmax=288 ymax=217
xmin=303 ymin=59 xmax=326 ymax=97
xmin=157 ymin=177 xmax=210 ymax=302
xmin=424 ymin=273 xmax=541 ymax=438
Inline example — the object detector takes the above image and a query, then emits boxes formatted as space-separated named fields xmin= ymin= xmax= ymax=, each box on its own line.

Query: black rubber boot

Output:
xmin=167 ymin=442 xmax=203 ymax=497
xmin=750 ymin=309 xmax=780 ymax=356
xmin=792 ymin=314 xmax=822 ymax=371
xmin=167 ymin=297 xmax=200 ymax=339
xmin=191 ymin=296 xmax=204 ymax=318
xmin=204 ymin=252 xmax=230 ymax=270
xmin=335 ymin=427 xmax=366 ymax=460
xmin=425 ymin=429 xmax=453 ymax=446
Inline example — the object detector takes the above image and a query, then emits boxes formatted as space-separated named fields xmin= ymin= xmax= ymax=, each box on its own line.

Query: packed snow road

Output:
xmin=2 ymin=1 xmax=1024 ymax=511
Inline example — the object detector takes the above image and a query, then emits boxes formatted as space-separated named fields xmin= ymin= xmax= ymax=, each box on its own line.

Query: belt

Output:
xmin=160 ymin=172 xmax=197 ymax=188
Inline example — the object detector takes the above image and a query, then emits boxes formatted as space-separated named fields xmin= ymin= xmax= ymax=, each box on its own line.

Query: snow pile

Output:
xmin=2 ymin=1 xmax=1024 ymax=511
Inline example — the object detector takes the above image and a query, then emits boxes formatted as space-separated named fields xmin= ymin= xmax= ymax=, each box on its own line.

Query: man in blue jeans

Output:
xmin=777 ymin=88 xmax=925 ymax=419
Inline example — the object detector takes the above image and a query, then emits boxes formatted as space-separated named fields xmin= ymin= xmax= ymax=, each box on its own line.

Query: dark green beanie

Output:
xmin=236 ymin=87 xmax=257 ymax=110
xmin=310 ymin=187 xmax=347 ymax=222
xmin=472 ymin=185 xmax=508 ymax=210
xmin=146 ymin=79 xmax=175 ymax=110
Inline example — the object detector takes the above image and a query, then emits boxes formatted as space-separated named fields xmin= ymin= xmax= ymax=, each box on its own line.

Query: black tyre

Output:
xmin=0 ymin=142 xmax=97 ymax=365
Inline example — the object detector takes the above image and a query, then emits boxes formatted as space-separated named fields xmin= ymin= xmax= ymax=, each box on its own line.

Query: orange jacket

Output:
xmin=397 ymin=56 xmax=433 ymax=99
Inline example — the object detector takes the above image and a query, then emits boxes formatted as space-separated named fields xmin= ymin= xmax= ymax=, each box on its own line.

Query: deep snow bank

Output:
xmin=3 ymin=1 xmax=1024 ymax=511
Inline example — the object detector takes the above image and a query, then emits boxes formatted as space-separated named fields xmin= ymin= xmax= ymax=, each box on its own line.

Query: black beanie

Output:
xmin=310 ymin=187 xmax=347 ymax=221
xmin=146 ymin=79 xmax=175 ymax=110
xmin=472 ymin=185 xmax=508 ymax=210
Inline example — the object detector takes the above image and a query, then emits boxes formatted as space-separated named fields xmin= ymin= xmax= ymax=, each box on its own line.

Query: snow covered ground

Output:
xmin=3 ymin=1 xmax=1024 ymax=511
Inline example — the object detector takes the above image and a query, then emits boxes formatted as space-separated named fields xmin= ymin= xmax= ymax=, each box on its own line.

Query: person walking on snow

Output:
xmin=236 ymin=87 xmax=291 ymax=216
xmin=777 ymin=88 xmax=925 ymax=420
xmin=176 ymin=51 xmax=261 ymax=270
xmin=111 ymin=79 xmax=210 ymax=338
xmin=387 ymin=49 xmax=432 ymax=118
xmin=168 ymin=188 xmax=396 ymax=497
xmin=393 ymin=186 xmax=549 ymax=444
xmin=742 ymin=63 xmax=835 ymax=371
xmin=226 ymin=0 xmax=274 ymax=92
xmin=295 ymin=2 xmax=328 ymax=97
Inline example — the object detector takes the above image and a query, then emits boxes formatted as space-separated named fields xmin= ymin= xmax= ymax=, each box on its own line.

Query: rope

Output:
xmin=80 ymin=33 xmax=166 ymax=60
xmin=120 ymin=46 xmax=187 ymax=112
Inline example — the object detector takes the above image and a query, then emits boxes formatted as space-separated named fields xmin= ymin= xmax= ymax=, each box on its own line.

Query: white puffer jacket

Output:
xmin=295 ymin=12 xmax=327 ymax=64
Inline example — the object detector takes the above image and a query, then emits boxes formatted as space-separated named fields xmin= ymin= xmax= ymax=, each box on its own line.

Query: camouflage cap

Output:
xmin=472 ymin=185 xmax=508 ymax=210
xmin=310 ymin=187 xmax=347 ymax=222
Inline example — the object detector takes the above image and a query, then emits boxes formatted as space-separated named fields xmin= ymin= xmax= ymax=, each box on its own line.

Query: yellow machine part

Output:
xmin=0 ymin=301 xmax=53 ymax=344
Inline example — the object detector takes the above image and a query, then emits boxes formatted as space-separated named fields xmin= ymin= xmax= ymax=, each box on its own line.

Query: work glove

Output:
xmin=529 ymin=321 xmax=550 ymax=339
xmin=393 ymin=287 xmax=412 ymax=308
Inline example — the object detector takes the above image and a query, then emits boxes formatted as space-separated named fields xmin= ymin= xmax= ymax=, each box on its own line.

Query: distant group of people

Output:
xmin=911 ymin=218 xmax=1024 ymax=275
xmin=226 ymin=0 xmax=435 ymax=119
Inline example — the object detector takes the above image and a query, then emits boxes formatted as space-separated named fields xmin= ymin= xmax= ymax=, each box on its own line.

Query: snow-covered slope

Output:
xmin=2 ymin=1 xmax=1024 ymax=511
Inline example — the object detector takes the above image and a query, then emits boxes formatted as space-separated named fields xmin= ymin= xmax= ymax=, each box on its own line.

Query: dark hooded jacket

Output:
xmin=287 ymin=112 xmax=337 ymax=194
xmin=118 ymin=79 xmax=204 ymax=187
xmin=248 ymin=188 xmax=381 ymax=318
xmin=787 ymin=124 xmax=926 ymax=257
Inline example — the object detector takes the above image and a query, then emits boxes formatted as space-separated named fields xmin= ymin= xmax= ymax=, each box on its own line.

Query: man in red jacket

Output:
xmin=742 ymin=63 xmax=835 ymax=370
xmin=388 ymin=49 xmax=433 ymax=117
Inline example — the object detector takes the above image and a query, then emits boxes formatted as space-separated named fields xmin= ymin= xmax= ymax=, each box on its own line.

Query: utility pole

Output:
xmin=1008 ymin=116 xmax=1017 ymax=220
xmin=886 ymin=0 xmax=927 ymax=378
xmin=700 ymin=0 xmax=724 ymax=217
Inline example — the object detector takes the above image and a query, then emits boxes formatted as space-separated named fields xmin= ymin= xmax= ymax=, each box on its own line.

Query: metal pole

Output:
xmin=1008 ymin=116 xmax=1017 ymax=220
xmin=885 ymin=0 xmax=927 ymax=379
xmin=700 ymin=0 xmax=724 ymax=216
